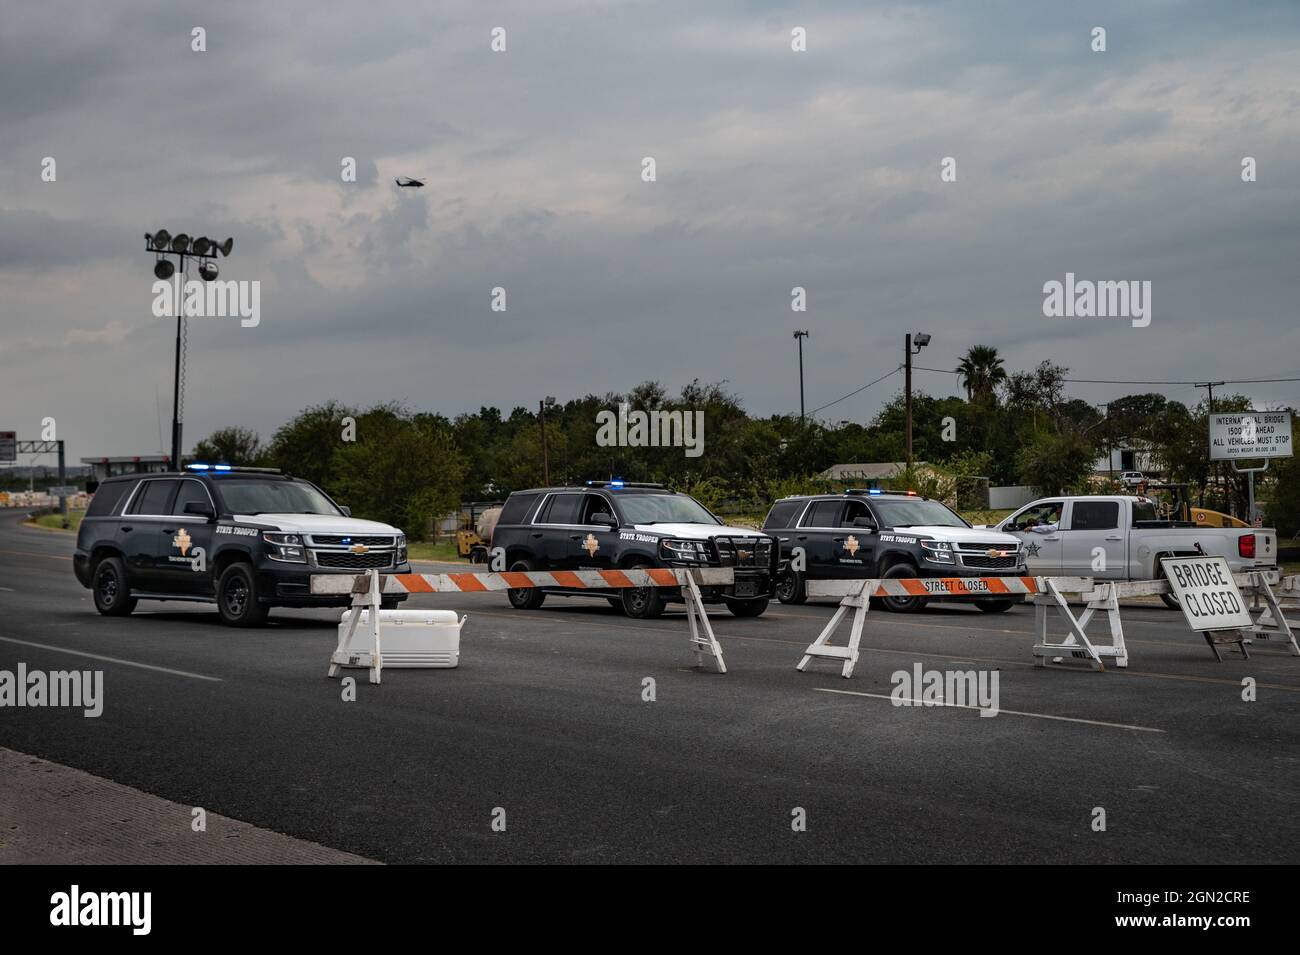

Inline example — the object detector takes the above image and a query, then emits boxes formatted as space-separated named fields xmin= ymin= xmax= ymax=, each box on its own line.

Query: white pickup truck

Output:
xmin=992 ymin=495 xmax=1278 ymax=608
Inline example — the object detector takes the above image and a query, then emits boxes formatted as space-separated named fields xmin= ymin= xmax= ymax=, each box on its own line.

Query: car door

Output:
xmin=158 ymin=479 xmax=218 ymax=595
xmin=762 ymin=499 xmax=806 ymax=570
xmin=999 ymin=500 xmax=1065 ymax=575
xmin=569 ymin=493 xmax=617 ymax=571
xmin=117 ymin=478 xmax=179 ymax=590
xmin=532 ymin=492 xmax=585 ymax=569
xmin=1060 ymin=499 xmax=1124 ymax=578
xmin=835 ymin=500 xmax=877 ymax=577
xmin=795 ymin=499 xmax=844 ymax=578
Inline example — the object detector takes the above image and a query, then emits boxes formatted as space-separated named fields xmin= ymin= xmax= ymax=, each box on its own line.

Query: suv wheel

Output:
xmin=621 ymin=562 xmax=667 ymax=619
xmin=92 ymin=556 xmax=137 ymax=617
xmin=880 ymin=563 xmax=928 ymax=613
xmin=507 ymin=561 xmax=546 ymax=610
xmin=727 ymin=597 xmax=769 ymax=618
xmin=1160 ymin=592 xmax=1181 ymax=611
xmin=775 ymin=569 xmax=806 ymax=604
xmin=216 ymin=562 xmax=270 ymax=627
xmin=975 ymin=599 xmax=1014 ymax=614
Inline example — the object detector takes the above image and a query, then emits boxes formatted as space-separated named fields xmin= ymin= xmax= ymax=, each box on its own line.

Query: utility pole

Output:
xmin=905 ymin=332 xmax=931 ymax=471
xmin=1195 ymin=381 xmax=1225 ymax=511
xmin=793 ymin=330 xmax=809 ymax=420
xmin=538 ymin=400 xmax=550 ymax=486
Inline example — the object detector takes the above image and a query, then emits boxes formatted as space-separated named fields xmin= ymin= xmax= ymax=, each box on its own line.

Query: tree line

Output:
xmin=191 ymin=348 xmax=1300 ymax=538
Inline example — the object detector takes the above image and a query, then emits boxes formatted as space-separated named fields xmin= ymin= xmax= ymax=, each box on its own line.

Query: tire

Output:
xmin=606 ymin=597 xmax=626 ymax=613
xmin=216 ymin=562 xmax=270 ymax=627
xmin=775 ymin=569 xmax=807 ymax=605
xmin=975 ymin=599 xmax=1015 ymax=614
xmin=506 ymin=561 xmax=546 ymax=610
xmin=621 ymin=562 xmax=667 ymax=619
xmin=1160 ymin=592 xmax=1181 ymax=611
xmin=92 ymin=556 xmax=137 ymax=617
xmin=727 ymin=597 xmax=770 ymax=618
xmin=880 ymin=563 xmax=928 ymax=613
xmin=380 ymin=596 xmax=402 ymax=610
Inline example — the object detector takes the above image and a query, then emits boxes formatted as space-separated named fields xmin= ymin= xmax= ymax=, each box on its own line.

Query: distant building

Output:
xmin=817 ymin=461 xmax=931 ymax=483
xmin=80 ymin=454 xmax=173 ymax=482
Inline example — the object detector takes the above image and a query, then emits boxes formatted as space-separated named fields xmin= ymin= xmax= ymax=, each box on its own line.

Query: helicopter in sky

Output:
xmin=394 ymin=176 xmax=426 ymax=188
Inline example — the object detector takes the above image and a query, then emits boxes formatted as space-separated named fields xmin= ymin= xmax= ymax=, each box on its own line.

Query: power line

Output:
xmin=807 ymin=366 xmax=902 ymax=416
xmin=912 ymin=365 xmax=1300 ymax=387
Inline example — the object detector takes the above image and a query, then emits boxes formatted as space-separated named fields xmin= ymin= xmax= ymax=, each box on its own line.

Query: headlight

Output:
xmin=661 ymin=539 xmax=708 ymax=562
xmin=920 ymin=540 xmax=954 ymax=563
xmin=263 ymin=531 xmax=306 ymax=562
xmin=396 ymin=534 xmax=407 ymax=563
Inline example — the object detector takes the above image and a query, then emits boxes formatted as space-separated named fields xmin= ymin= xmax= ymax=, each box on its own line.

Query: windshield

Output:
xmin=215 ymin=479 xmax=341 ymax=516
xmin=614 ymin=493 xmax=720 ymax=525
xmin=871 ymin=499 xmax=969 ymax=529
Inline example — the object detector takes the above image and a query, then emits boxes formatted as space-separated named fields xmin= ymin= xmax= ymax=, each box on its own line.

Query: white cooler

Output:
xmin=338 ymin=609 xmax=464 ymax=668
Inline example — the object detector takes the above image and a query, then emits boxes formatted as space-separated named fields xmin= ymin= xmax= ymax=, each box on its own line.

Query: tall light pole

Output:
xmin=144 ymin=231 xmax=234 ymax=470
xmin=793 ymin=330 xmax=810 ymax=420
xmin=905 ymin=332 xmax=931 ymax=471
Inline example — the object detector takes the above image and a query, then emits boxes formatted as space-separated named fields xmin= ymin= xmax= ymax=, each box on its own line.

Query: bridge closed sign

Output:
xmin=1160 ymin=556 xmax=1252 ymax=632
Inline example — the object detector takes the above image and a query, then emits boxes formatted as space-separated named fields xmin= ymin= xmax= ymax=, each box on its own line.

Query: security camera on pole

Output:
xmin=143 ymin=230 xmax=234 ymax=471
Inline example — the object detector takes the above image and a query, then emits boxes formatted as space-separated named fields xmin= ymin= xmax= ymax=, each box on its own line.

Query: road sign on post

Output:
xmin=1208 ymin=411 xmax=1293 ymax=461
xmin=0 ymin=432 xmax=15 ymax=463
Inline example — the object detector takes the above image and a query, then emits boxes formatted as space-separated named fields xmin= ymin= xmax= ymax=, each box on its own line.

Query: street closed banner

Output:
xmin=1160 ymin=556 xmax=1253 ymax=631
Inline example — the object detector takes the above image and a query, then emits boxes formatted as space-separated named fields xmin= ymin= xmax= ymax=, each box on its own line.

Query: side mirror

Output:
xmin=339 ymin=505 xmax=352 ymax=517
xmin=591 ymin=512 xmax=617 ymax=528
xmin=184 ymin=500 xmax=215 ymax=520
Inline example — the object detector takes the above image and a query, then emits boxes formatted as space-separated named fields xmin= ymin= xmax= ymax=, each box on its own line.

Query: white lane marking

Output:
xmin=0 ymin=586 xmax=15 ymax=592
xmin=0 ymin=636 xmax=223 ymax=682
xmin=813 ymin=687 xmax=1164 ymax=733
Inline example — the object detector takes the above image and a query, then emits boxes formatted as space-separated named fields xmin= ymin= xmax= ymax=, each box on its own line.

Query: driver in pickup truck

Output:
xmin=1024 ymin=503 xmax=1063 ymax=533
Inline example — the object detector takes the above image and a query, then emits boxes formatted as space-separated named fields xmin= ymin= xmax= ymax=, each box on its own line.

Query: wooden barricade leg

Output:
xmin=682 ymin=572 xmax=726 ymax=673
xmin=328 ymin=569 xmax=384 ymax=683
xmin=1031 ymin=579 xmax=1107 ymax=672
xmin=1247 ymin=574 xmax=1299 ymax=656
xmin=797 ymin=579 xmax=872 ymax=679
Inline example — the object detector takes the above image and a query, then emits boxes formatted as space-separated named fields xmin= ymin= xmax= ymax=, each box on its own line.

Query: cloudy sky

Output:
xmin=2 ymin=0 xmax=1298 ymax=462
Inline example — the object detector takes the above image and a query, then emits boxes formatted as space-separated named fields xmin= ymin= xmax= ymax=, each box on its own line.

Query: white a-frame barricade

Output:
xmin=314 ymin=566 xmax=735 ymax=677
xmin=1245 ymin=571 xmax=1299 ymax=657
xmin=1031 ymin=578 xmax=1126 ymax=671
xmin=798 ymin=575 xmax=1047 ymax=679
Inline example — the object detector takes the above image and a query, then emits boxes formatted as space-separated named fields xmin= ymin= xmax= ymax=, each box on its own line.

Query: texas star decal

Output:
xmin=583 ymin=533 xmax=600 ymax=557
xmin=173 ymin=528 xmax=191 ymax=555
xmin=1024 ymin=541 xmax=1041 ymax=558
xmin=844 ymin=535 xmax=860 ymax=556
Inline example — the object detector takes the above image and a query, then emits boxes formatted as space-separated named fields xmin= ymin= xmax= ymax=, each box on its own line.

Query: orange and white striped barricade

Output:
xmin=799 ymin=575 xmax=1046 ymax=679
xmin=313 ymin=565 xmax=736 ymax=676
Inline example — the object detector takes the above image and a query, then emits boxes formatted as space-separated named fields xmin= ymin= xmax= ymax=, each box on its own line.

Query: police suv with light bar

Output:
xmin=763 ymin=489 xmax=1027 ymax=613
xmin=489 ymin=480 xmax=777 ymax=618
xmin=72 ymin=465 xmax=410 ymax=626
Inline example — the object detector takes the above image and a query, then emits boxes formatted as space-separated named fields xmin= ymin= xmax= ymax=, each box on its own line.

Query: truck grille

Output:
xmin=310 ymin=534 xmax=395 ymax=547
xmin=315 ymin=551 xmax=394 ymax=569
xmin=712 ymin=536 xmax=773 ymax=569
xmin=954 ymin=542 xmax=1020 ymax=571
xmin=959 ymin=554 xmax=1020 ymax=570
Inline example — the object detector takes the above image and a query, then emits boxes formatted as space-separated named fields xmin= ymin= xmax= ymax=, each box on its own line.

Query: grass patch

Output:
xmin=406 ymin=539 xmax=464 ymax=563
xmin=29 ymin=510 xmax=84 ymax=532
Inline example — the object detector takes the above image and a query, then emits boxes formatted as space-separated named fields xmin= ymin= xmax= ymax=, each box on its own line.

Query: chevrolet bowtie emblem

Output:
xmin=173 ymin=528 xmax=191 ymax=555
xmin=738 ymin=549 xmax=751 ymax=560
xmin=987 ymin=549 xmax=1003 ymax=558
xmin=349 ymin=543 xmax=369 ymax=554
xmin=583 ymin=533 xmax=599 ymax=557
xmin=845 ymin=535 xmax=860 ymax=556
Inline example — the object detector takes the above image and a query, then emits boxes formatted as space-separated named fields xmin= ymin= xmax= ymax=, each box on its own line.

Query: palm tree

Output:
xmin=956 ymin=345 xmax=1007 ymax=404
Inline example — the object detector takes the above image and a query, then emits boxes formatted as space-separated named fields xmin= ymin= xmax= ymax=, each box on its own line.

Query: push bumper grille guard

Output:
xmin=710 ymin=535 xmax=776 ymax=576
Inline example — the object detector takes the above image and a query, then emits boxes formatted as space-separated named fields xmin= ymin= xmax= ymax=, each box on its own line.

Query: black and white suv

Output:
xmin=489 ymin=481 xmax=777 ymax=618
xmin=763 ymin=489 xmax=1027 ymax=613
xmin=73 ymin=466 xmax=409 ymax=626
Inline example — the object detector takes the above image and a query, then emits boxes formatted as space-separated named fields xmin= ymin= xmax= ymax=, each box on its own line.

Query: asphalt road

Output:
xmin=1 ymin=509 xmax=1297 ymax=864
